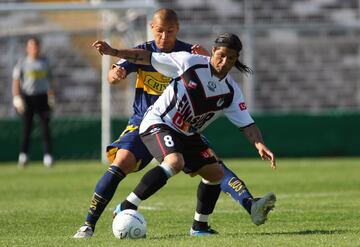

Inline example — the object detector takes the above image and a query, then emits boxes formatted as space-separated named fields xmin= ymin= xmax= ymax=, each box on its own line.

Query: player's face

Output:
xmin=210 ymin=47 xmax=238 ymax=78
xmin=151 ymin=18 xmax=179 ymax=52
xmin=27 ymin=39 xmax=40 ymax=59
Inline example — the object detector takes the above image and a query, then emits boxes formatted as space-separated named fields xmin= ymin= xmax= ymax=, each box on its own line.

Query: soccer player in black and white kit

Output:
xmin=93 ymin=32 xmax=276 ymax=235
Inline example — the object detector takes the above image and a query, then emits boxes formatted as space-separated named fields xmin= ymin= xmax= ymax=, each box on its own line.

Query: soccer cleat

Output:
xmin=43 ymin=154 xmax=54 ymax=168
xmin=112 ymin=204 xmax=122 ymax=218
xmin=18 ymin=152 xmax=28 ymax=168
xmin=250 ymin=192 xmax=276 ymax=226
xmin=73 ymin=225 xmax=94 ymax=239
xmin=189 ymin=226 xmax=218 ymax=236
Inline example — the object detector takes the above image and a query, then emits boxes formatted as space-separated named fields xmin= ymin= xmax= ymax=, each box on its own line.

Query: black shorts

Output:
xmin=140 ymin=124 xmax=217 ymax=174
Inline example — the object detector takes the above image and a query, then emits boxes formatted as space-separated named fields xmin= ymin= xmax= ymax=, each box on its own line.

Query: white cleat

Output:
xmin=18 ymin=152 xmax=28 ymax=168
xmin=73 ymin=225 xmax=94 ymax=239
xmin=251 ymin=192 xmax=276 ymax=226
xmin=43 ymin=154 xmax=54 ymax=168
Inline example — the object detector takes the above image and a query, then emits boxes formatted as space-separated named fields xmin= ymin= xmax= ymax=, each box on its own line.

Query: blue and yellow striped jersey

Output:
xmin=116 ymin=39 xmax=193 ymax=125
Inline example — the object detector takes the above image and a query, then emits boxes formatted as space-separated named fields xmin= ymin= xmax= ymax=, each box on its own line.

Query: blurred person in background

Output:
xmin=74 ymin=8 xmax=267 ymax=238
xmin=12 ymin=37 xmax=55 ymax=168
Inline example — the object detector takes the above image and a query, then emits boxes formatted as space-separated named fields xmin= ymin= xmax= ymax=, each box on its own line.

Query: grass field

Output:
xmin=0 ymin=158 xmax=359 ymax=247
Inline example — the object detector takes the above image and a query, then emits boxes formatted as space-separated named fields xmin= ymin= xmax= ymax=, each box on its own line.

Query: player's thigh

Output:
xmin=200 ymin=134 xmax=220 ymax=161
xmin=179 ymin=134 xmax=218 ymax=174
xmin=107 ymin=124 xmax=153 ymax=174
xmin=112 ymin=149 xmax=137 ymax=174
xmin=140 ymin=124 xmax=183 ymax=163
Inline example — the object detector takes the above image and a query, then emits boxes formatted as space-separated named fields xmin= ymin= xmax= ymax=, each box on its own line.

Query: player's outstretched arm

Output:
xmin=243 ymin=124 xmax=276 ymax=170
xmin=92 ymin=40 xmax=151 ymax=65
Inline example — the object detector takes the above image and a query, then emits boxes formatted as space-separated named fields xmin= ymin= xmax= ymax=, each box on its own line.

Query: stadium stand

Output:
xmin=1 ymin=0 xmax=359 ymax=118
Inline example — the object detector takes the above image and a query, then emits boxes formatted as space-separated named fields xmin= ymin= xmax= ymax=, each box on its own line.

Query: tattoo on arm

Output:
xmin=124 ymin=54 xmax=144 ymax=63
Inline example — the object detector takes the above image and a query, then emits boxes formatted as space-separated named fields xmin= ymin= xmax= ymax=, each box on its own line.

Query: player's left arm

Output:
xmin=243 ymin=124 xmax=276 ymax=170
xmin=223 ymin=76 xmax=276 ymax=170
xmin=46 ymin=57 xmax=56 ymax=109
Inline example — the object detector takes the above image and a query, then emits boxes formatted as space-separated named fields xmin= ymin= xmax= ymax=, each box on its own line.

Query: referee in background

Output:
xmin=12 ymin=37 xmax=55 ymax=168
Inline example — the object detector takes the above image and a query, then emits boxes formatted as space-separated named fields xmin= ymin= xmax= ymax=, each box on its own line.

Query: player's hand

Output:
xmin=256 ymin=143 xmax=276 ymax=170
xmin=92 ymin=40 xmax=115 ymax=56
xmin=48 ymin=94 xmax=56 ymax=109
xmin=109 ymin=65 xmax=126 ymax=84
xmin=113 ymin=65 xmax=127 ymax=79
xmin=13 ymin=95 xmax=25 ymax=114
xmin=191 ymin=44 xmax=210 ymax=56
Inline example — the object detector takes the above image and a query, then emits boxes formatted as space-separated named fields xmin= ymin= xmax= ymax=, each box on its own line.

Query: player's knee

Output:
xmin=210 ymin=166 xmax=224 ymax=183
xmin=112 ymin=149 xmax=137 ymax=174
xmin=163 ymin=152 xmax=184 ymax=174
xmin=200 ymin=163 xmax=224 ymax=184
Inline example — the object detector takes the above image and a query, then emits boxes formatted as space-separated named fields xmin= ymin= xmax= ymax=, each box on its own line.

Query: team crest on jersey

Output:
xmin=143 ymin=75 xmax=171 ymax=94
xmin=216 ymin=98 xmax=224 ymax=107
xmin=207 ymin=81 xmax=216 ymax=92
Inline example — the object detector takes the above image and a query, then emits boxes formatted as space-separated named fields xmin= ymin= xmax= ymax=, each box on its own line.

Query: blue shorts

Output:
xmin=106 ymin=124 xmax=153 ymax=172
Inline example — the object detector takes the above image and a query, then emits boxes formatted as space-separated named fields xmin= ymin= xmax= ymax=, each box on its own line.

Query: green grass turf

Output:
xmin=0 ymin=158 xmax=359 ymax=247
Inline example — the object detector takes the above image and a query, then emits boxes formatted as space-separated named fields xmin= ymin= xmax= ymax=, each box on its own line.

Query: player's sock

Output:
xmin=120 ymin=193 xmax=141 ymax=210
xmin=121 ymin=164 xmax=173 ymax=210
xmin=192 ymin=213 xmax=210 ymax=230
xmin=85 ymin=165 xmax=126 ymax=227
xmin=192 ymin=179 xmax=221 ymax=230
xmin=219 ymin=161 xmax=253 ymax=214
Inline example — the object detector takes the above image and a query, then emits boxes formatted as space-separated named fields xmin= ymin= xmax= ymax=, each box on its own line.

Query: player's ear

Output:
xmin=211 ymin=47 xmax=217 ymax=56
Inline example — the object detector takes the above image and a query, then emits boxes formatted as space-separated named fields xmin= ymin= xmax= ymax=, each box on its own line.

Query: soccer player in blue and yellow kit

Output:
xmin=74 ymin=8 xmax=258 ymax=238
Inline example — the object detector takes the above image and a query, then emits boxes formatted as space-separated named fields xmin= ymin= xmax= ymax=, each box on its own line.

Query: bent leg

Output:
xmin=84 ymin=149 xmax=134 ymax=228
xmin=121 ymin=152 xmax=184 ymax=210
xmin=220 ymin=161 xmax=253 ymax=214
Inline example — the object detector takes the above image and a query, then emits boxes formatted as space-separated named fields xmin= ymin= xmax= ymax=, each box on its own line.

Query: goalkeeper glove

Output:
xmin=13 ymin=95 xmax=25 ymax=114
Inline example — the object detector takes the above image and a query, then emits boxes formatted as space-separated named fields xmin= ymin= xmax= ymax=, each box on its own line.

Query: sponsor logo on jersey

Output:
xmin=216 ymin=98 xmax=224 ymax=107
xmin=239 ymin=102 xmax=247 ymax=111
xmin=25 ymin=70 xmax=48 ymax=80
xmin=207 ymin=81 xmax=216 ymax=91
xmin=142 ymin=74 xmax=171 ymax=94
xmin=173 ymin=95 xmax=215 ymax=132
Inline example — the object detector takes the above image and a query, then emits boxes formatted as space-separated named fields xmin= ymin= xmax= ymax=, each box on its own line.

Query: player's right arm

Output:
xmin=93 ymin=40 xmax=151 ymax=65
xmin=12 ymin=60 xmax=25 ymax=114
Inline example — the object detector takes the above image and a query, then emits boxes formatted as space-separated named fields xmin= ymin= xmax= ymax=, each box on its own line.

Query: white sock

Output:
xmin=159 ymin=162 xmax=175 ymax=178
xmin=201 ymin=178 xmax=221 ymax=185
xmin=194 ymin=212 xmax=209 ymax=222
xmin=126 ymin=192 xmax=142 ymax=207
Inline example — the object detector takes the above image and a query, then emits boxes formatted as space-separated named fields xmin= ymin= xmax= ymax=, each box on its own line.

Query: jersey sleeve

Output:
xmin=12 ymin=59 xmax=22 ymax=80
xmin=223 ymin=76 xmax=255 ymax=128
xmin=151 ymin=51 xmax=194 ymax=78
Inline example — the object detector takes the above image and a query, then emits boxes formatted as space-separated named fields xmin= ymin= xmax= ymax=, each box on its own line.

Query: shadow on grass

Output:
xmin=244 ymin=229 xmax=350 ymax=236
xmin=149 ymin=233 xmax=192 ymax=240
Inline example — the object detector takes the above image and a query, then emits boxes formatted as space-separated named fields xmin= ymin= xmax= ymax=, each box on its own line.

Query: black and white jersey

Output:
xmin=139 ymin=51 xmax=254 ymax=136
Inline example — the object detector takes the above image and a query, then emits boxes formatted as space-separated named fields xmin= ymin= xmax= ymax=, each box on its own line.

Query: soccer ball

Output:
xmin=112 ymin=209 xmax=147 ymax=239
